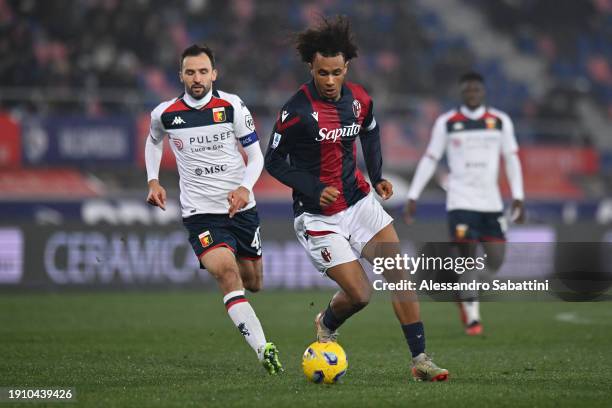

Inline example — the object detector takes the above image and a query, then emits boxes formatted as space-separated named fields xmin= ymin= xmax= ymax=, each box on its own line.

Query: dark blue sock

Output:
xmin=401 ymin=321 xmax=426 ymax=357
xmin=322 ymin=304 xmax=345 ymax=331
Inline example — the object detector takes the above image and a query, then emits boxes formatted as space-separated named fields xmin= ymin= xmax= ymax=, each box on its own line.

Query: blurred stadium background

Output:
xmin=1 ymin=0 xmax=611 ymax=289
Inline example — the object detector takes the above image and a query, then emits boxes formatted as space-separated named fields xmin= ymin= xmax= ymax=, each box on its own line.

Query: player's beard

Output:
xmin=187 ymin=84 xmax=209 ymax=100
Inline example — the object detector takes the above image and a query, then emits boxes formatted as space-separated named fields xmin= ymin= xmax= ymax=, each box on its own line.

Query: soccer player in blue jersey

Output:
xmin=265 ymin=16 xmax=448 ymax=381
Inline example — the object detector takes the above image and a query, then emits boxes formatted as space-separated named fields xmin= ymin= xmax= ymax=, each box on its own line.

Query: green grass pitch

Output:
xmin=1 ymin=291 xmax=611 ymax=407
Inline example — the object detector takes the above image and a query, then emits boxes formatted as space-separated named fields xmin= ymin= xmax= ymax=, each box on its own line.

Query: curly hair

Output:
xmin=295 ymin=15 xmax=358 ymax=63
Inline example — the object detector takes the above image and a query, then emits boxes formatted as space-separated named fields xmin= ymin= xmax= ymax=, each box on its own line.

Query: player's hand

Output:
xmin=146 ymin=180 xmax=167 ymax=211
xmin=403 ymin=199 xmax=417 ymax=224
xmin=228 ymin=186 xmax=250 ymax=218
xmin=319 ymin=186 xmax=340 ymax=208
xmin=375 ymin=180 xmax=393 ymax=200
xmin=511 ymin=199 xmax=525 ymax=224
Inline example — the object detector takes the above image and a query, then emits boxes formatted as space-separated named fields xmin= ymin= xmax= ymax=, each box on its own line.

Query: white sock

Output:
xmin=223 ymin=289 xmax=267 ymax=360
xmin=462 ymin=301 xmax=481 ymax=325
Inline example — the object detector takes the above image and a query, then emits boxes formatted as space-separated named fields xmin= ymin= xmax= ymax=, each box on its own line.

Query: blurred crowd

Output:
xmin=1 ymin=0 xmax=611 ymax=133
xmin=473 ymin=0 xmax=612 ymax=119
xmin=1 ymin=0 xmax=611 ymax=199
xmin=0 ymin=0 xmax=477 ymax=116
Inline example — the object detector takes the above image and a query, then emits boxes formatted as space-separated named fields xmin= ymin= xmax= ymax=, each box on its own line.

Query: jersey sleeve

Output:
xmin=499 ymin=112 xmax=524 ymax=200
xmin=145 ymin=105 xmax=167 ymax=182
xmin=231 ymin=96 xmax=259 ymax=148
xmin=359 ymin=98 xmax=383 ymax=185
xmin=362 ymin=97 xmax=377 ymax=133
xmin=264 ymin=109 xmax=327 ymax=199
xmin=500 ymin=113 xmax=519 ymax=155
xmin=149 ymin=106 xmax=166 ymax=143
xmin=424 ymin=116 xmax=448 ymax=160
xmin=406 ymin=115 xmax=447 ymax=200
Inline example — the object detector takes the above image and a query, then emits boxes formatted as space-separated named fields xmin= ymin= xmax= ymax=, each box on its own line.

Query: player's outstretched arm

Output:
xmin=404 ymin=116 xmax=447 ymax=223
xmin=506 ymin=151 xmax=525 ymax=223
xmin=501 ymin=114 xmax=525 ymax=224
xmin=358 ymin=98 xmax=391 ymax=200
xmin=360 ymin=127 xmax=384 ymax=191
xmin=404 ymin=156 xmax=439 ymax=223
xmin=144 ymin=123 xmax=166 ymax=210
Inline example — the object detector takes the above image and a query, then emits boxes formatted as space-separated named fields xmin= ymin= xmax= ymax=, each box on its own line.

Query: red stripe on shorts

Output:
xmin=306 ymin=230 xmax=336 ymax=236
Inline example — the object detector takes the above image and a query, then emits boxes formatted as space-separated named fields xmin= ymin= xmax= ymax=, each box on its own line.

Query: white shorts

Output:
xmin=294 ymin=192 xmax=394 ymax=274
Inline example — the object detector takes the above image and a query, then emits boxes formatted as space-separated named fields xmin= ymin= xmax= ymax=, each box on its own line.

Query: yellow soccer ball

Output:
xmin=302 ymin=341 xmax=348 ymax=384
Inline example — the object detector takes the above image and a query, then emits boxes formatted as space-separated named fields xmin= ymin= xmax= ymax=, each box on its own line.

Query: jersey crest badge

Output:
xmin=321 ymin=247 xmax=332 ymax=263
xmin=198 ymin=231 xmax=213 ymax=248
xmin=213 ymin=107 xmax=226 ymax=123
xmin=352 ymin=99 xmax=361 ymax=118
xmin=245 ymin=114 xmax=255 ymax=131
xmin=455 ymin=224 xmax=468 ymax=240
xmin=485 ymin=117 xmax=497 ymax=129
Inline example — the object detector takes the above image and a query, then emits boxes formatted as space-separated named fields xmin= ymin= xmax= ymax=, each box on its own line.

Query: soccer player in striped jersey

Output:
xmin=145 ymin=44 xmax=282 ymax=374
xmin=404 ymin=72 xmax=525 ymax=335
xmin=265 ymin=16 xmax=448 ymax=382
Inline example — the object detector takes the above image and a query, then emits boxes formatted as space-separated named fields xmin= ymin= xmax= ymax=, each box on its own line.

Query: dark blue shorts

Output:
xmin=183 ymin=207 xmax=262 ymax=266
xmin=447 ymin=210 xmax=506 ymax=242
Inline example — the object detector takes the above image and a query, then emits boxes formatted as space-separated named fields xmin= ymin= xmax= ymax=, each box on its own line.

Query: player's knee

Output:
xmin=210 ymin=263 xmax=241 ymax=287
xmin=484 ymin=250 xmax=505 ymax=271
xmin=486 ymin=256 xmax=504 ymax=272
xmin=244 ymin=277 xmax=262 ymax=293
xmin=351 ymin=299 xmax=369 ymax=312
xmin=350 ymin=291 xmax=371 ymax=311
xmin=240 ymin=260 xmax=263 ymax=293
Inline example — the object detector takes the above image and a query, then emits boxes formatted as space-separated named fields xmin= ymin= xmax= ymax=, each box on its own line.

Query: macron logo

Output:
xmin=172 ymin=116 xmax=186 ymax=125
xmin=281 ymin=111 xmax=289 ymax=122
xmin=311 ymin=112 xmax=319 ymax=122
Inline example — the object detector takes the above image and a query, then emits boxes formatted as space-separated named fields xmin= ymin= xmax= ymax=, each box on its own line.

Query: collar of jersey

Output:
xmin=308 ymin=80 xmax=348 ymax=103
xmin=460 ymin=105 xmax=486 ymax=120
xmin=183 ymin=88 xmax=213 ymax=110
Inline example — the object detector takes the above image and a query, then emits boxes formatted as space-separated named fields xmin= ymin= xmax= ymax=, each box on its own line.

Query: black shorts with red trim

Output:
xmin=183 ymin=207 xmax=262 ymax=267
xmin=447 ymin=209 xmax=506 ymax=242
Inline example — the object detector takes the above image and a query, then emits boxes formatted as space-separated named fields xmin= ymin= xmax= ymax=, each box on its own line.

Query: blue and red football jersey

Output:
xmin=265 ymin=80 xmax=383 ymax=216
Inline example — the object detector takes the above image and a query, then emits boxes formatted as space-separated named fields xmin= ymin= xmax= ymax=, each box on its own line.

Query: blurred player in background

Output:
xmin=404 ymin=72 xmax=525 ymax=335
xmin=265 ymin=16 xmax=448 ymax=381
xmin=145 ymin=44 xmax=283 ymax=374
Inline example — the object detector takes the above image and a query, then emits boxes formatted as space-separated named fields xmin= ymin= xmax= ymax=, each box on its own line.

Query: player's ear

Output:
xmin=178 ymin=70 xmax=183 ymax=84
xmin=308 ymin=62 xmax=314 ymax=76
xmin=211 ymin=68 xmax=218 ymax=81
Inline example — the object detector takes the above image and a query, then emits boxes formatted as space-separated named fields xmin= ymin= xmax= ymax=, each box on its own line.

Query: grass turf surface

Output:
xmin=1 ymin=291 xmax=611 ymax=407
